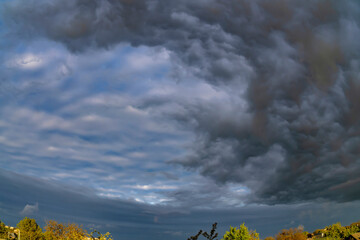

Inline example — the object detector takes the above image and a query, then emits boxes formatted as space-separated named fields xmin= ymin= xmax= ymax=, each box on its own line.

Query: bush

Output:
xmin=222 ymin=223 xmax=259 ymax=240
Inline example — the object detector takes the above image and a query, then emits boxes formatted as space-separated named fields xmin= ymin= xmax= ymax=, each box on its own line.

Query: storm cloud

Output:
xmin=3 ymin=0 xmax=360 ymax=204
xmin=2 ymin=168 xmax=360 ymax=240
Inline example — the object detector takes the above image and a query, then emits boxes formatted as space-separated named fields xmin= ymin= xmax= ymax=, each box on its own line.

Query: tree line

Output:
xmin=1 ymin=217 xmax=359 ymax=240
xmin=188 ymin=220 xmax=360 ymax=240
xmin=0 ymin=217 xmax=112 ymax=240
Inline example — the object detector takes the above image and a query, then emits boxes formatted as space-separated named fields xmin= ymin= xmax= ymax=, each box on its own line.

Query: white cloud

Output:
xmin=6 ymin=54 xmax=43 ymax=70
xmin=128 ymin=184 xmax=178 ymax=190
xmin=125 ymin=105 xmax=148 ymax=116
xmin=20 ymin=203 xmax=39 ymax=216
xmin=126 ymin=47 xmax=170 ymax=71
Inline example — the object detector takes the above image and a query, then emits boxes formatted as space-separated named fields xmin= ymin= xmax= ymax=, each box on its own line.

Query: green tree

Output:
xmin=0 ymin=219 xmax=7 ymax=238
xmin=222 ymin=223 xmax=259 ymax=240
xmin=341 ymin=222 xmax=360 ymax=239
xmin=350 ymin=220 xmax=360 ymax=228
xmin=324 ymin=223 xmax=345 ymax=239
xmin=17 ymin=217 xmax=43 ymax=240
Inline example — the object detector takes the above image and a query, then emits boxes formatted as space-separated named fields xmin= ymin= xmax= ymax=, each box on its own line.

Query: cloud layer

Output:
xmin=2 ymin=0 xmax=360 ymax=206
xmin=1 ymin=168 xmax=360 ymax=240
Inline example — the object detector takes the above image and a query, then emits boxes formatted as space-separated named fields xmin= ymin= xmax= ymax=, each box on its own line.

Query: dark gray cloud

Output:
xmin=1 ymin=168 xmax=360 ymax=240
xmin=3 ymin=0 xmax=360 ymax=204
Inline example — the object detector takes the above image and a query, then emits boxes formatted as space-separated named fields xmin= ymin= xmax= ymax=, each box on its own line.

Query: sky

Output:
xmin=0 ymin=0 xmax=360 ymax=239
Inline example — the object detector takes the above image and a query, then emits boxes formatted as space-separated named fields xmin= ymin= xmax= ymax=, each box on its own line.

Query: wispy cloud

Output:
xmin=20 ymin=203 xmax=39 ymax=216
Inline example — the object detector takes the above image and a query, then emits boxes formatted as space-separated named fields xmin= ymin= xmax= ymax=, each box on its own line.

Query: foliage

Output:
xmin=275 ymin=226 xmax=306 ymax=240
xmin=313 ymin=237 xmax=337 ymax=240
xmin=350 ymin=221 xmax=360 ymax=228
xmin=1 ymin=215 xmax=359 ymax=240
xmin=0 ymin=218 xmax=115 ymax=240
xmin=250 ymin=229 xmax=260 ymax=240
xmin=89 ymin=229 xmax=113 ymax=240
xmin=222 ymin=223 xmax=259 ymax=240
xmin=313 ymin=228 xmax=327 ymax=239
xmin=323 ymin=222 xmax=345 ymax=239
xmin=322 ymin=222 xmax=360 ymax=239
xmin=344 ymin=224 xmax=360 ymax=237
xmin=44 ymin=220 xmax=87 ymax=240
xmin=0 ymin=219 xmax=7 ymax=238
xmin=17 ymin=217 xmax=44 ymax=240
xmin=314 ymin=229 xmax=325 ymax=235
xmin=43 ymin=220 xmax=65 ymax=240
xmin=64 ymin=223 xmax=87 ymax=240
xmin=222 ymin=225 xmax=249 ymax=240
xmin=264 ymin=237 xmax=275 ymax=240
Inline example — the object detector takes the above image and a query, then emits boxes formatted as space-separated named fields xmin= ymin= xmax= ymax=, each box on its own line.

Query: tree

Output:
xmin=187 ymin=222 xmax=219 ymax=240
xmin=313 ymin=229 xmax=324 ymax=236
xmin=275 ymin=226 xmax=306 ymax=240
xmin=65 ymin=223 xmax=87 ymax=240
xmin=44 ymin=220 xmax=65 ymax=240
xmin=188 ymin=230 xmax=203 ymax=240
xmin=44 ymin=220 xmax=87 ymax=240
xmin=89 ymin=230 xmax=113 ymax=240
xmin=324 ymin=222 xmax=345 ymax=239
xmin=222 ymin=223 xmax=259 ymax=240
xmin=17 ymin=217 xmax=44 ymax=240
xmin=202 ymin=223 xmax=219 ymax=240
xmin=264 ymin=237 xmax=275 ymax=240
xmin=0 ymin=219 xmax=7 ymax=238
xmin=344 ymin=224 xmax=360 ymax=238
xmin=350 ymin=220 xmax=360 ymax=228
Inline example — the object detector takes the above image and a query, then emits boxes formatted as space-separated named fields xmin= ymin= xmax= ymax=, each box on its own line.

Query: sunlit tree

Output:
xmin=44 ymin=220 xmax=87 ymax=240
xmin=17 ymin=217 xmax=44 ymax=240
xmin=44 ymin=220 xmax=65 ymax=240
xmin=0 ymin=219 xmax=7 ymax=238
xmin=89 ymin=230 xmax=113 ymax=240
xmin=345 ymin=223 xmax=360 ymax=238
xmin=264 ymin=236 xmax=275 ymax=240
xmin=324 ymin=222 xmax=347 ymax=239
xmin=222 ymin=223 xmax=260 ymax=240
xmin=64 ymin=223 xmax=87 ymax=240
xmin=275 ymin=226 xmax=306 ymax=240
